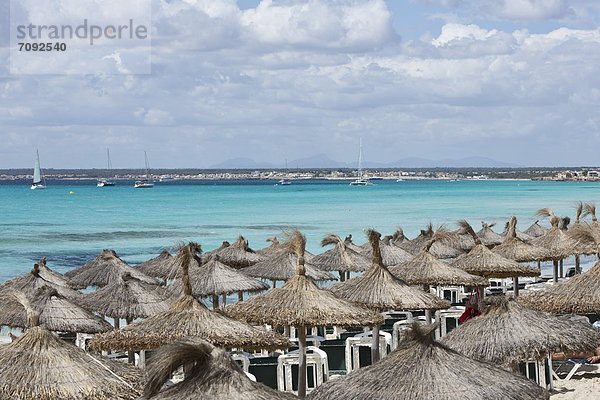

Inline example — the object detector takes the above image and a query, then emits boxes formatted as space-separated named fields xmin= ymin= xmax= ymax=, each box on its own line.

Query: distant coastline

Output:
xmin=1 ymin=167 xmax=599 ymax=182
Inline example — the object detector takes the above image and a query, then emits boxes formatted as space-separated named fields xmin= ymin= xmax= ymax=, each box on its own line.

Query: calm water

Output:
xmin=1 ymin=179 xmax=599 ymax=282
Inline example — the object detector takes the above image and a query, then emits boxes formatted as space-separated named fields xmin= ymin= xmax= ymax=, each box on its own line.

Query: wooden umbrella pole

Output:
xmin=575 ymin=255 xmax=581 ymax=274
xmin=553 ymin=260 xmax=558 ymax=283
xmin=238 ymin=291 xmax=243 ymax=302
xmin=222 ymin=294 xmax=227 ymax=306
xmin=272 ymin=280 xmax=277 ymax=289
xmin=371 ymin=324 xmax=380 ymax=364
xmin=212 ymin=294 xmax=219 ymax=310
xmin=298 ymin=326 xmax=307 ymax=398
xmin=513 ymin=276 xmax=519 ymax=297
xmin=114 ymin=317 xmax=120 ymax=329
xmin=339 ymin=271 xmax=345 ymax=282
xmin=346 ymin=271 xmax=351 ymax=281
xmin=424 ymin=284 xmax=432 ymax=324
xmin=559 ymin=259 xmax=563 ymax=278
xmin=126 ymin=317 xmax=135 ymax=364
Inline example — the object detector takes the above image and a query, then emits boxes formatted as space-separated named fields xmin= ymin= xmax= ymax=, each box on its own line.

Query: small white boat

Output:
xmin=97 ymin=148 xmax=116 ymax=187
xmin=30 ymin=150 xmax=47 ymax=190
xmin=350 ymin=138 xmax=373 ymax=186
xmin=277 ymin=179 xmax=292 ymax=186
xmin=135 ymin=151 xmax=154 ymax=188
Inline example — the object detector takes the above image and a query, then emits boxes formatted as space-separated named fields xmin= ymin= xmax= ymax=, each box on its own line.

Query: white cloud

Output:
xmin=485 ymin=0 xmax=573 ymax=21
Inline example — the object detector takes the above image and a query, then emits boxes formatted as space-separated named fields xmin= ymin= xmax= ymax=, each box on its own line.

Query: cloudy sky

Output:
xmin=1 ymin=0 xmax=600 ymax=168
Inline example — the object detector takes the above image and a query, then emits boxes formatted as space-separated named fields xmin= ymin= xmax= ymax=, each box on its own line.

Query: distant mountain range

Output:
xmin=210 ymin=154 xmax=521 ymax=169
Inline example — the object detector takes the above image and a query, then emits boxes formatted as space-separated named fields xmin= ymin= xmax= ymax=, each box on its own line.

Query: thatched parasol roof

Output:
xmin=202 ymin=236 xmax=263 ymax=268
xmin=501 ymin=220 xmax=534 ymax=242
xmin=224 ymin=230 xmax=383 ymax=329
xmin=520 ymin=223 xmax=600 ymax=313
xmin=89 ymin=243 xmax=290 ymax=352
xmin=568 ymin=202 xmax=597 ymax=255
xmin=441 ymin=296 xmax=600 ymax=367
xmin=310 ymin=234 xmax=370 ymax=272
xmin=476 ymin=222 xmax=504 ymax=247
xmin=0 ymin=313 xmax=141 ymax=400
xmin=358 ymin=238 xmax=414 ymax=266
xmin=391 ymin=227 xmax=409 ymax=244
xmin=0 ymin=286 xmax=113 ymax=334
xmin=135 ymin=250 xmax=176 ymax=280
xmin=328 ymin=230 xmax=449 ymax=311
xmin=241 ymin=250 xmax=336 ymax=282
xmin=450 ymin=221 xmax=540 ymax=279
xmin=309 ymin=323 xmax=549 ymax=400
xmin=65 ymin=249 xmax=158 ymax=289
xmin=0 ymin=258 xmax=82 ymax=301
xmin=529 ymin=209 xmax=578 ymax=260
xmin=79 ymin=273 xmax=171 ymax=320
xmin=524 ymin=220 xmax=548 ymax=238
xmin=200 ymin=241 xmax=230 ymax=262
xmin=166 ymin=255 xmax=269 ymax=298
xmin=396 ymin=224 xmax=464 ymax=259
xmin=388 ymin=227 xmax=488 ymax=287
xmin=493 ymin=217 xmax=550 ymax=262
xmin=142 ymin=337 xmax=294 ymax=400
xmin=256 ymin=236 xmax=285 ymax=257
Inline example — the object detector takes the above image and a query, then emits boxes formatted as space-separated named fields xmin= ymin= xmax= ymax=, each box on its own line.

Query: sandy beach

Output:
xmin=551 ymin=371 xmax=600 ymax=399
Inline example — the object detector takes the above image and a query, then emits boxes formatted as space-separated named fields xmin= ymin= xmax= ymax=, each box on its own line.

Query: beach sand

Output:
xmin=551 ymin=371 xmax=600 ymax=399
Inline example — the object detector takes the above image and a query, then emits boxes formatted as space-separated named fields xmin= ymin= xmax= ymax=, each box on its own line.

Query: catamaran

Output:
xmin=349 ymin=138 xmax=373 ymax=186
xmin=30 ymin=150 xmax=47 ymax=190
xmin=97 ymin=148 xmax=116 ymax=187
xmin=134 ymin=151 xmax=154 ymax=188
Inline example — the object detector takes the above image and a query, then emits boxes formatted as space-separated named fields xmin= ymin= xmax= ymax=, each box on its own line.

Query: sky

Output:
xmin=1 ymin=0 xmax=600 ymax=168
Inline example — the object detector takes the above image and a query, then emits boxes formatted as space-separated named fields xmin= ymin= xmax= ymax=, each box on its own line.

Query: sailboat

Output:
xmin=349 ymin=138 xmax=373 ymax=186
xmin=97 ymin=148 xmax=116 ymax=187
xmin=134 ymin=151 xmax=154 ymax=188
xmin=276 ymin=158 xmax=292 ymax=185
xmin=30 ymin=150 xmax=47 ymax=190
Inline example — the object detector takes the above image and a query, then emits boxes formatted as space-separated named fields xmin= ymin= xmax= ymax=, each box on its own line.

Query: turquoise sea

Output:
xmin=1 ymin=179 xmax=599 ymax=283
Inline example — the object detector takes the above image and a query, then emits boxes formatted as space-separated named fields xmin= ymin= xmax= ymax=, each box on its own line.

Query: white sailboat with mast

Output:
xmin=97 ymin=148 xmax=116 ymax=187
xmin=30 ymin=150 xmax=47 ymax=190
xmin=349 ymin=138 xmax=373 ymax=186
xmin=134 ymin=151 xmax=154 ymax=188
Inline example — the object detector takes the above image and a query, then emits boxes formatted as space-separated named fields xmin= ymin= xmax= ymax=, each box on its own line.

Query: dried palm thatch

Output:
xmin=200 ymin=241 xmax=230 ymax=263
xmin=309 ymin=323 xmax=549 ymax=400
xmin=388 ymin=227 xmax=488 ymax=287
xmin=358 ymin=239 xmax=414 ymax=266
xmin=520 ymin=223 xmax=600 ymax=313
xmin=141 ymin=337 xmax=294 ymax=400
xmin=501 ymin=220 xmax=534 ymax=242
xmin=311 ymin=233 xmax=371 ymax=272
xmin=65 ymin=249 xmax=158 ymax=289
xmin=392 ymin=227 xmax=408 ymax=244
xmin=583 ymin=202 xmax=599 ymax=224
xmin=441 ymin=295 xmax=600 ymax=367
xmin=135 ymin=250 xmax=177 ymax=280
xmin=493 ymin=217 xmax=550 ymax=262
xmin=166 ymin=255 xmax=269 ymax=298
xmin=396 ymin=224 xmax=464 ymax=259
xmin=224 ymin=230 xmax=383 ymax=329
xmin=256 ymin=236 xmax=284 ymax=257
xmin=450 ymin=221 xmax=540 ymax=279
xmin=530 ymin=209 xmax=579 ymax=260
xmin=203 ymin=236 xmax=263 ymax=269
xmin=446 ymin=229 xmax=477 ymax=252
xmin=328 ymin=230 xmax=449 ymax=311
xmin=524 ymin=220 xmax=548 ymax=238
xmin=90 ymin=243 xmax=290 ymax=352
xmin=241 ymin=250 xmax=335 ymax=283
xmin=0 ymin=286 xmax=113 ymax=333
xmin=79 ymin=273 xmax=171 ymax=320
xmin=476 ymin=221 xmax=504 ymax=247
xmin=0 ymin=309 xmax=141 ymax=400
xmin=0 ymin=258 xmax=82 ymax=301
xmin=568 ymin=202 xmax=597 ymax=255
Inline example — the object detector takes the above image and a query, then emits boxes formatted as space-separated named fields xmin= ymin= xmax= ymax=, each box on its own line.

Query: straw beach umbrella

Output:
xmin=329 ymin=230 xmax=449 ymax=362
xmin=141 ymin=337 xmax=294 ymax=400
xmin=476 ymin=221 xmax=504 ymax=247
xmin=241 ymin=249 xmax=335 ymax=288
xmin=493 ymin=217 xmax=548 ymax=263
xmin=311 ymin=233 xmax=370 ymax=281
xmin=65 ymin=249 xmax=158 ymax=289
xmin=0 ymin=258 xmax=82 ymax=302
xmin=358 ymin=236 xmax=414 ymax=266
xmin=309 ymin=323 xmax=549 ymax=400
xmin=0 ymin=286 xmax=113 ymax=334
xmin=90 ymin=243 xmax=290 ymax=353
xmin=256 ymin=236 xmax=284 ymax=257
xmin=203 ymin=236 xmax=263 ymax=269
xmin=224 ymin=230 xmax=383 ymax=398
xmin=441 ymin=296 xmax=600 ymax=368
xmin=397 ymin=224 xmax=464 ymax=259
xmin=520 ymin=223 xmax=600 ymax=314
xmin=530 ymin=209 xmax=579 ymax=282
xmin=79 ymin=272 xmax=171 ymax=327
xmin=166 ymin=255 xmax=269 ymax=307
xmin=524 ymin=220 xmax=548 ymax=238
xmin=501 ymin=220 xmax=534 ymax=242
xmin=0 ymin=310 xmax=141 ymax=400
xmin=568 ymin=202 xmax=597 ymax=273
xmin=135 ymin=250 xmax=176 ymax=281
xmin=451 ymin=221 xmax=540 ymax=296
